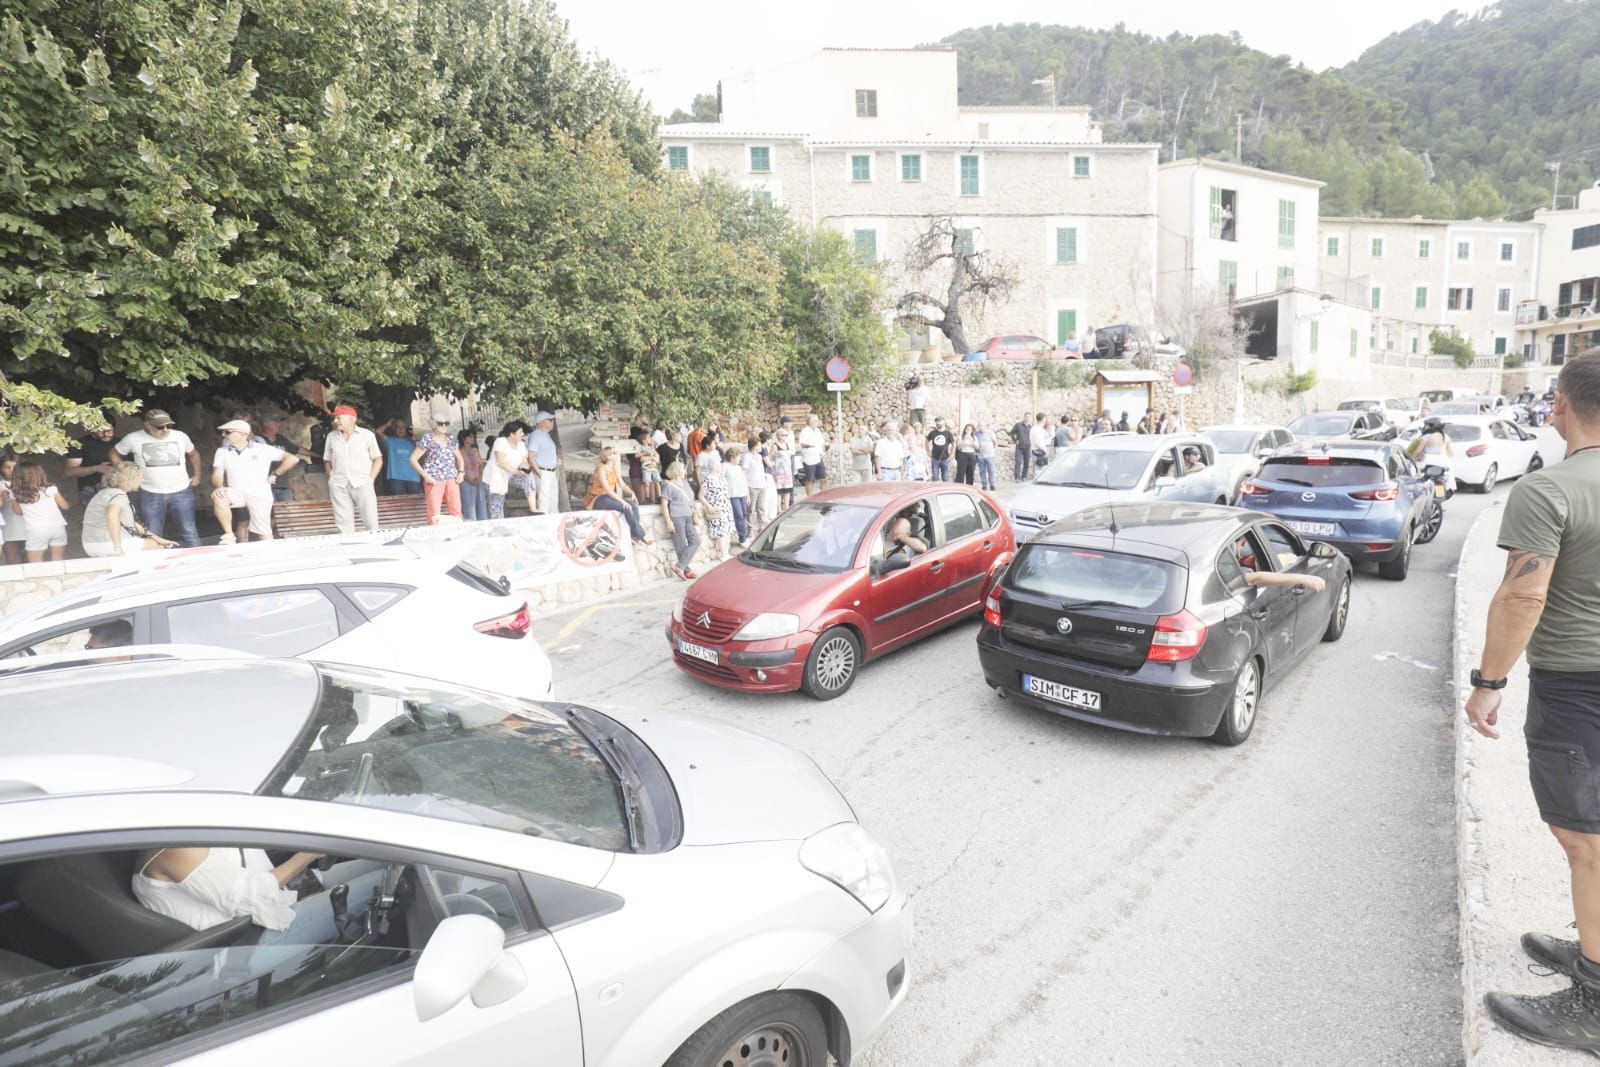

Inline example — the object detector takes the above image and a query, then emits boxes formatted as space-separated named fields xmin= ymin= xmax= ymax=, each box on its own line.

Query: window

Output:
xmin=1418 ymin=238 xmax=1431 ymax=259
xmin=900 ymin=154 xmax=921 ymax=181
xmin=1309 ymin=319 xmax=1319 ymax=354
xmin=977 ymin=497 xmax=1001 ymax=528
xmin=1055 ymin=227 xmax=1078 ymax=264
xmin=935 ymin=493 xmax=984 ymax=541
xmin=955 ymin=228 xmax=976 ymax=256
xmin=850 ymin=154 xmax=871 ymax=182
xmin=1258 ymin=523 xmax=1304 ymax=568
xmin=1370 ymin=286 xmax=1382 ymax=310
xmin=167 ymin=589 xmax=340 ymax=657
xmin=1415 ymin=286 xmax=1429 ymax=310
xmin=1326 ymin=236 xmax=1340 ymax=257
xmin=1072 ymin=155 xmax=1091 ymax=178
xmin=1056 ymin=309 xmax=1077 ymax=346
xmin=2 ymin=613 xmax=137 ymax=658
xmin=1497 ymin=285 xmax=1513 ymax=313
xmin=1500 ymin=241 xmax=1515 ymax=262
xmin=342 ymin=585 xmax=409 ymax=617
xmin=1209 ymin=187 xmax=1237 ymax=241
xmin=1576 ymin=224 xmax=1600 ymax=251
xmin=855 ymin=89 xmax=877 ymax=118
xmin=851 ymin=228 xmax=877 ymax=263
xmin=666 ymin=145 xmax=688 ymax=172
xmin=959 ymin=154 xmax=981 ymax=196
xmin=1456 ymin=239 xmax=1471 ymax=261
xmin=1219 ymin=260 xmax=1237 ymax=296
xmin=1277 ymin=199 xmax=1295 ymax=249
xmin=1277 ymin=266 xmax=1294 ymax=288
xmin=1411 ymin=336 xmax=1419 ymax=353
xmin=748 ymin=145 xmax=770 ymax=173
xmin=977 ymin=122 xmax=990 ymax=139
xmin=753 ymin=189 xmax=774 ymax=208
xmin=1349 ymin=328 xmax=1358 ymax=358
xmin=1448 ymin=287 xmax=1474 ymax=311
xmin=1370 ymin=237 xmax=1384 ymax=258
xmin=1494 ymin=335 xmax=1508 ymax=355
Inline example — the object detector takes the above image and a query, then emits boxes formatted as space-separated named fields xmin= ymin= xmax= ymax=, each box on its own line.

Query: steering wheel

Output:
xmin=441 ymin=893 xmax=499 ymax=920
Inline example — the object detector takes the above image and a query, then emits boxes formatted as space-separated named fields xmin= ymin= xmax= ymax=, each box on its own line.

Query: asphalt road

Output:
xmin=530 ymin=450 xmax=1541 ymax=1065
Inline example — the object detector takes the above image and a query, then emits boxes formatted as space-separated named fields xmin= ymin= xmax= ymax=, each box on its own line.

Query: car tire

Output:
xmin=1478 ymin=464 xmax=1497 ymax=494
xmin=1210 ymin=656 xmax=1261 ymax=746
xmin=666 ymin=992 xmax=829 ymax=1067
xmin=1378 ymin=529 xmax=1412 ymax=581
xmin=1529 ymin=453 xmax=1544 ymax=473
xmin=1414 ymin=499 xmax=1444 ymax=545
xmin=800 ymin=626 xmax=861 ymax=700
xmin=1323 ymin=577 xmax=1351 ymax=642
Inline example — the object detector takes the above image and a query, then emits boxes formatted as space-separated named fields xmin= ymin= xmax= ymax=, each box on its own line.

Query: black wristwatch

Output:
xmin=1471 ymin=669 xmax=1508 ymax=691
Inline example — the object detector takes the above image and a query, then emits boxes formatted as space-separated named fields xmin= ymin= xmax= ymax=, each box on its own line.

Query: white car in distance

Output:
xmin=0 ymin=656 xmax=910 ymax=1066
xmin=0 ymin=543 xmax=554 ymax=699
xmin=1402 ymin=415 xmax=1544 ymax=492
xmin=1199 ymin=424 xmax=1295 ymax=501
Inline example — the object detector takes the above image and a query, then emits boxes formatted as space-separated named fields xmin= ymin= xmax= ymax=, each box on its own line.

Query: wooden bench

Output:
xmin=271 ymin=495 xmax=431 ymax=539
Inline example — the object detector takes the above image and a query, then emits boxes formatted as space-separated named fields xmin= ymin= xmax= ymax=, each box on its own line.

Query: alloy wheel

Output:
xmin=814 ymin=634 xmax=856 ymax=691
xmin=714 ymin=1023 xmax=808 ymax=1067
xmin=1417 ymin=501 xmax=1442 ymax=544
xmin=1336 ymin=580 xmax=1350 ymax=631
xmin=1232 ymin=661 xmax=1259 ymax=736
xmin=1482 ymin=464 xmax=1497 ymax=493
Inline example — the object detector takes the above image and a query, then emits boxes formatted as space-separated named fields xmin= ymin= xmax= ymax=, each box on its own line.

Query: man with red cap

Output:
xmin=321 ymin=405 xmax=383 ymax=534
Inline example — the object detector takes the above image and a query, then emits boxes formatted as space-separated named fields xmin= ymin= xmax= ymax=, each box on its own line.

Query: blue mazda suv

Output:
xmin=1235 ymin=439 xmax=1434 ymax=580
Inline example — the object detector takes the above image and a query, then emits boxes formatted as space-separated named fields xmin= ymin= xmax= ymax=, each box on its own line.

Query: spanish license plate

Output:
xmin=1022 ymin=674 xmax=1102 ymax=712
xmin=1434 ymin=482 xmax=1447 ymax=498
xmin=677 ymin=639 xmax=718 ymax=665
xmin=1288 ymin=521 xmax=1336 ymax=537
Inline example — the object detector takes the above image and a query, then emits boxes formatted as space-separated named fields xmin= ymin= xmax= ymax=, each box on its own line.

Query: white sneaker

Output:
xmin=217 ymin=533 xmax=237 ymax=545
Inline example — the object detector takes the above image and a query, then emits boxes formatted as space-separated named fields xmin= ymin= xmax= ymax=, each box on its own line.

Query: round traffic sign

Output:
xmin=1172 ymin=362 xmax=1194 ymax=388
xmin=825 ymin=356 xmax=852 ymax=383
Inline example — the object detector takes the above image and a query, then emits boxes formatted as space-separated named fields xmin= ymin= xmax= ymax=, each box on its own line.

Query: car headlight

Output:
xmin=799 ymin=822 xmax=895 ymax=913
xmin=732 ymin=612 xmax=800 ymax=641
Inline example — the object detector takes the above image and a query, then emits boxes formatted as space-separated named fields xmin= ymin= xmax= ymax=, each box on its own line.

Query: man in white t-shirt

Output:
xmin=873 ymin=421 xmax=906 ymax=480
xmin=908 ymin=379 xmax=930 ymax=428
xmin=797 ymin=414 xmax=829 ymax=493
xmin=211 ymin=420 xmax=300 ymax=543
xmin=114 ymin=409 xmax=202 ymax=547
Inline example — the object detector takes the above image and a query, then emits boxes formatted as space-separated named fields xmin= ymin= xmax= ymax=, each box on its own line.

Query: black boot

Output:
xmin=1523 ymin=932 xmax=1583 ymax=977
xmin=1487 ymin=964 xmax=1600 ymax=1052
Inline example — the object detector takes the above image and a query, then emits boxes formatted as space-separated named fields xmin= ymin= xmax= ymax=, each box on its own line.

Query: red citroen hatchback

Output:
xmin=666 ymin=482 xmax=1016 ymax=699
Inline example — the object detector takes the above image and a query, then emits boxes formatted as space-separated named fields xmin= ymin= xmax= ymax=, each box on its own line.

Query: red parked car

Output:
xmin=973 ymin=334 xmax=1080 ymax=360
xmin=666 ymin=482 xmax=1017 ymax=699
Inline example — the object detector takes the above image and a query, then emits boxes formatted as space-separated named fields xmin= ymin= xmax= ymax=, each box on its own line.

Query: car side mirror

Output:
xmin=1154 ymin=475 xmax=1177 ymax=488
xmin=871 ymin=555 xmax=911 ymax=578
xmin=1309 ymin=541 xmax=1339 ymax=560
xmin=413 ymin=914 xmax=526 ymax=1022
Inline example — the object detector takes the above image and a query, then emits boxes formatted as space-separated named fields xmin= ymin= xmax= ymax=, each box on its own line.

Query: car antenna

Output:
xmin=1103 ymin=471 xmax=1120 ymax=537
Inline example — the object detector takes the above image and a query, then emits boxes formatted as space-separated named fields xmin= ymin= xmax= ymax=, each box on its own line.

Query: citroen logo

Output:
xmin=696 ymin=610 xmax=713 ymax=628
xmin=1056 ymin=617 xmax=1074 ymax=634
xmin=1301 ymin=491 xmax=1317 ymax=502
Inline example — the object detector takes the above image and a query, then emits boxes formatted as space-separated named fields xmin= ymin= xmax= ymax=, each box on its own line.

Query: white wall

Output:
xmin=720 ymin=49 xmax=960 ymax=139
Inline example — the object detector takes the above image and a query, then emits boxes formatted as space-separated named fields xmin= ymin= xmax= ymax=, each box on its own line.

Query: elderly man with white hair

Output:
xmin=528 ymin=410 xmax=562 ymax=514
xmin=873 ymin=420 xmax=906 ymax=480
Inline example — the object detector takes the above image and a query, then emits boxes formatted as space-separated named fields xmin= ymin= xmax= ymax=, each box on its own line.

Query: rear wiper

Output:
xmin=1063 ymin=599 xmax=1123 ymax=610
xmin=1274 ymin=478 xmax=1314 ymax=487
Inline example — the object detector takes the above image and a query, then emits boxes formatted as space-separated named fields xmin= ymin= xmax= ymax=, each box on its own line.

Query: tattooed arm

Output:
xmin=1465 ymin=547 xmax=1558 ymax=739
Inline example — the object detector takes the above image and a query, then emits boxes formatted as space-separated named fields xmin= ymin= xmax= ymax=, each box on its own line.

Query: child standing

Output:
xmin=10 ymin=460 xmax=71 ymax=562
xmin=638 ymin=443 xmax=661 ymax=505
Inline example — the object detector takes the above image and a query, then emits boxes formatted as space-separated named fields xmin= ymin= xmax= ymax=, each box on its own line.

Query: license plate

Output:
xmin=1288 ymin=521 xmax=1336 ymax=536
xmin=1434 ymin=483 xmax=1446 ymax=498
xmin=1022 ymin=674 xmax=1102 ymax=711
xmin=677 ymin=639 xmax=718 ymax=665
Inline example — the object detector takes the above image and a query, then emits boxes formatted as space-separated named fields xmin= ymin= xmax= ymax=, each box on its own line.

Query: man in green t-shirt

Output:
xmin=1467 ymin=349 xmax=1600 ymax=1050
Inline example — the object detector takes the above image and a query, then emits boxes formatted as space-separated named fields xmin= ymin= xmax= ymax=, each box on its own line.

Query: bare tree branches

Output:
xmin=894 ymin=217 xmax=1019 ymax=355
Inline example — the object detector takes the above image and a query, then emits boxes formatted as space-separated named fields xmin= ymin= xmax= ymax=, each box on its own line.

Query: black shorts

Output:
xmin=1525 ymin=668 xmax=1600 ymax=834
xmin=802 ymin=462 xmax=827 ymax=483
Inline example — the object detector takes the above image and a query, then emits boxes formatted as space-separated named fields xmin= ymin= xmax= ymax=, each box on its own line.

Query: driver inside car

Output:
xmin=1232 ymin=536 xmax=1325 ymax=592
xmin=133 ymin=846 xmax=388 ymax=945
xmin=1182 ymin=447 xmax=1208 ymax=475
xmin=885 ymin=515 xmax=928 ymax=560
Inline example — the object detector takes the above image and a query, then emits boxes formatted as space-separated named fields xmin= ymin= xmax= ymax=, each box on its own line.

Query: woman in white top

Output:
xmin=1407 ymin=416 xmax=1457 ymax=493
xmin=9 ymin=460 xmax=70 ymax=562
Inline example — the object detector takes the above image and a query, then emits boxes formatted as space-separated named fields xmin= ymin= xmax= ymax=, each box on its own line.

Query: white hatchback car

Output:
xmin=1402 ymin=415 xmax=1545 ymax=492
xmin=0 ymin=543 xmax=553 ymax=699
xmin=0 ymin=655 xmax=910 ymax=1066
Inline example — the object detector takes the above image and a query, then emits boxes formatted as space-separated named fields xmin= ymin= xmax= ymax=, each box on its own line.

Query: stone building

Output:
xmin=1521 ymin=182 xmax=1600 ymax=367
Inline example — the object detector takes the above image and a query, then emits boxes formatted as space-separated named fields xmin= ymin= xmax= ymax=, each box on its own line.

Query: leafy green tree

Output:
xmin=1430 ymin=328 xmax=1476 ymax=368
xmin=665 ymin=92 xmax=719 ymax=125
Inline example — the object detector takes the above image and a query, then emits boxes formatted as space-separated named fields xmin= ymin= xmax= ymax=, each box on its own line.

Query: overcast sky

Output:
xmin=554 ymin=0 xmax=1467 ymax=114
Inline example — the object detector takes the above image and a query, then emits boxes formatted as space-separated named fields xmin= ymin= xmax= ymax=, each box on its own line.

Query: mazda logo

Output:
xmin=696 ymin=610 xmax=713 ymax=628
xmin=1056 ymin=617 xmax=1073 ymax=634
xmin=1301 ymin=491 xmax=1317 ymax=502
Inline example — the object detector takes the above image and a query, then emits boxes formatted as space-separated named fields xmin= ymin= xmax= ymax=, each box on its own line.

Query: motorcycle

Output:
xmin=1414 ymin=463 xmax=1453 ymax=545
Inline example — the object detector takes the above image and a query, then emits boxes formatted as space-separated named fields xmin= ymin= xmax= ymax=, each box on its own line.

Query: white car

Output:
xmin=1199 ymin=424 xmax=1295 ymax=501
xmin=1336 ymin=396 xmax=1409 ymax=427
xmin=1403 ymin=415 xmax=1545 ymax=493
xmin=0 ymin=655 xmax=910 ymax=1066
xmin=1009 ymin=433 xmax=1235 ymax=539
xmin=0 ymin=543 xmax=554 ymax=699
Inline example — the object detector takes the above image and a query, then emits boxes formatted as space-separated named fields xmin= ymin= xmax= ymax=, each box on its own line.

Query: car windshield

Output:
xmin=743 ymin=501 xmax=877 ymax=571
xmin=1257 ymin=458 xmax=1387 ymax=488
xmin=1035 ymin=449 xmax=1149 ymax=490
xmin=1289 ymin=414 xmax=1355 ymax=436
xmin=266 ymin=665 xmax=630 ymax=850
xmin=1432 ymin=401 xmax=1481 ymax=415
xmin=1335 ymin=400 xmax=1378 ymax=411
xmin=1204 ymin=430 xmax=1258 ymax=454
xmin=1007 ymin=544 xmax=1184 ymax=613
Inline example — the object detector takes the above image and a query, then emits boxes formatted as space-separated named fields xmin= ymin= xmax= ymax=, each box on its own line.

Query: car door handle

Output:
xmin=982 ymin=540 xmax=994 ymax=551
xmin=1250 ymin=607 xmax=1270 ymax=620
xmin=929 ymin=561 xmax=944 ymax=574
xmin=1291 ymin=586 xmax=1308 ymax=596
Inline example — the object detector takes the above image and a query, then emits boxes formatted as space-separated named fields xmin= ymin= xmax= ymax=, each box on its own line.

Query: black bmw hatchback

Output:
xmin=977 ymin=501 xmax=1353 ymax=745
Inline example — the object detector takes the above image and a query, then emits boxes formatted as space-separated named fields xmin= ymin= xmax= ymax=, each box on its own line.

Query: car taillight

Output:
xmin=1239 ymin=481 xmax=1270 ymax=496
xmin=1350 ymin=484 xmax=1400 ymax=501
xmin=475 ymin=602 xmax=531 ymax=639
xmin=1466 ymin=444 xmax=1489 ymax=457
xmin=983 ymin=587 xmax=1003 ymax=628
xmin=1148 ymin=609 xmax=1206 ymax=663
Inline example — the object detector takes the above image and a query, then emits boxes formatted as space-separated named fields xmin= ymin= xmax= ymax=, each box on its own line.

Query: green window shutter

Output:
xmin=955 ymin=228 xmax=975 ymax=256
xmin=1371 ymin=238 xmax=1383 ymax=257
xmin=1057 ymin=309 xmax=1077 ymax=345
xmin=1278 ymin=200 xmax=1295 ymax=249
xmin=1415 ymin=286 xmax=1428 ymax=309
xmin=1494 ymin=336 xmax=1507 ymax=355
xmin=1209 ymin=187 xmax=1222 ymax=239
xmin=1055 ymin=227 xmax=1077 ymax=264
xmin=1310 ymin=320 xmax=1319 ymax=354
xmin=959 ymin=155 xmax=980 ymax=195
xmin=749 ymin=146 xmax=770 ymax=172
xmin=1326 ymin=236 xmax=1339 ymax=257
xmin=852 ymin=229 xmax=876 ymax=262
xmin=1219 ymin=260 xmax=1237 ymax=293
xmin=1073 ymin=156 xmax=1090 ymax=177
xmin=667 ymin=146 xmax=688 ymax=171
xmin=1418 ymin=239 xmax=1430 ymax=259
xmin=1371 ymin=287 xmax=1381 ymax=310
xmin=1277 ymin=266 xmax=1294 ymax=288
xmin=901 ymin=154 xmax=921 ymax=181
xmin=851 ymin=155 xmax=871 ymax=181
